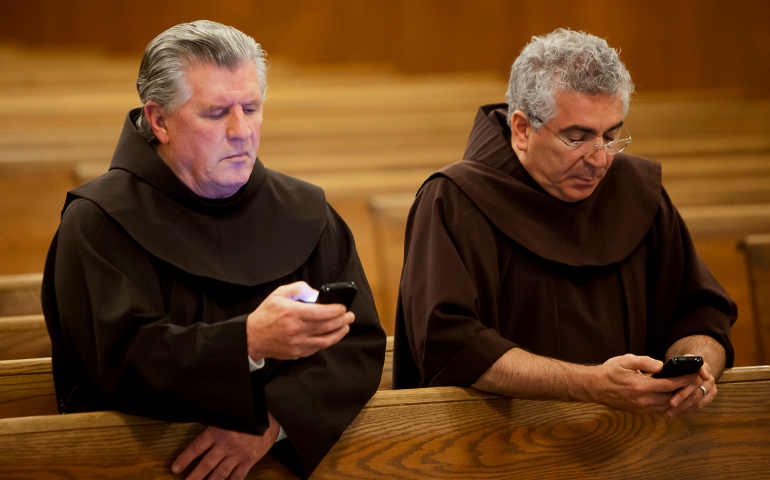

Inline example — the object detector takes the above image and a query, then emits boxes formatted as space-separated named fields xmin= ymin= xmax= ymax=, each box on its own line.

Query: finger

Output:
xmin=290 ymin=299 xmax=347 ymax=321
xmin=618 ymin=354 xmax=663 ymax=374
xmin=184 ymin=448 xmax=225 ymax=480
xmin=672 ymin=388 xmax=701 ymax=417
xmin=633 ymin=391 xmax=674 ymax=413
xmin=208 ymin=456 xmax=239 ymax=480
xmin=309 ymin=312 xmax=355 ymax=336
xmin=172 ymin=429 xmax=214 ymax=474
xmin=669 ymin=384 xmax=697 ymax=408
xmin=231 ymin=461 xmax=258 ymax=480
xmin=304 ymin=324 xmax=351 ymax=351
xmin=697 ymin=382 xmax=717 ymax=409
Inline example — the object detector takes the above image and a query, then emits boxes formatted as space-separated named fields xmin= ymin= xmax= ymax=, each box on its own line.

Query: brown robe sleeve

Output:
xmin=647 ymin=188 xmax=736 ymax=366
xmin=394 ymin=178 xmax=516 ymax=388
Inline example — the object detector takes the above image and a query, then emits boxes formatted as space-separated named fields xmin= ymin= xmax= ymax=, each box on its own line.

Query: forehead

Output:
xmin=551 ymin=90 xmax=624 ymax=130
xmin=182 ymin=61 xmax=261 ymax=105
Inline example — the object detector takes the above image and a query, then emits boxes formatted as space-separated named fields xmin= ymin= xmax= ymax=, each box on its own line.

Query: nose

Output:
xmin=226 ymin=107 xmax=251 ymax=141
xmin=584 ymin=145 xmax=610 ymax=168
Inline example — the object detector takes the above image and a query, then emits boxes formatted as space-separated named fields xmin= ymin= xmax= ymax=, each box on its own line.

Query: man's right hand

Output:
xmin=246 ymin=281 xmax=355 ymax=361
xmin=585 ymin=354 xmax=699 ymax=414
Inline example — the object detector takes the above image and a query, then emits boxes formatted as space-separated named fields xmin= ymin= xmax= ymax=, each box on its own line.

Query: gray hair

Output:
xmin=135 ymin=20 xmax=267 ymax=140
xmin=506 ymin=28 xmax=634 ymax=129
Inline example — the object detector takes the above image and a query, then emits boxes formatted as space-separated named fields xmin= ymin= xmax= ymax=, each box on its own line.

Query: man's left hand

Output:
xmin=665 ymin=356 xmax=717 ymax=417
xmin=171 ymin=412 xmax=281 ymax=480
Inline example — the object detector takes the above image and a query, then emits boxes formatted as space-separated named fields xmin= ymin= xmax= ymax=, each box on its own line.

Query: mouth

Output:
xmin=223 ymin=152 xmax=251 ymax=161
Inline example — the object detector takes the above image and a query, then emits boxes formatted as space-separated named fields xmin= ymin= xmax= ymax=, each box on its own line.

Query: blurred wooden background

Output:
xmin=1 ymin=0 xmax=769 ymax=366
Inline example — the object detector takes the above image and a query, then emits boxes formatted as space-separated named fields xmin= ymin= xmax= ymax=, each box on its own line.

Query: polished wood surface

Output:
xmin=0 ymin=273 xmax=42 ymax=316
xmin=0 ymin=357 xmax=56 ymax=418
xmin=0 ymin=366 xmax=766 ymax=479
xmin=0 ymin=411 xmax=299 ymax=480
xmin=313 ymin=366 xmax=770 ymax=479
xmin=0 ymin=314 xmax=49 ymax=360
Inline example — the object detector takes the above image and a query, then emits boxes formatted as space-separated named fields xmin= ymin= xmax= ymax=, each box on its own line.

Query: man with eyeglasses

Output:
xmin=394 ymin=28 xmax=736 ymax=417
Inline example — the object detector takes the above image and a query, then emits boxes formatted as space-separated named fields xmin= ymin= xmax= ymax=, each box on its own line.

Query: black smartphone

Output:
xmin=316 ymin=281 xmax=357 ymax=309
xmin=652 ymin=355 xmax=703 ymax=378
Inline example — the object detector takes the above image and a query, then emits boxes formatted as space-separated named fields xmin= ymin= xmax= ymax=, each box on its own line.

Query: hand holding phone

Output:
xmin=315 ymin=281 xmax=357 ymax=309
xmin=652 ymin=355 xmax=703 ymax=378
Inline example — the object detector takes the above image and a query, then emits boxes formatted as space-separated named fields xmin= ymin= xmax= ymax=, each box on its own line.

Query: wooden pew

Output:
xmin=312 ymin=366 xmax=770 ymax=479
xmin=0 ymin=411 xmax=298 ymax=480
xmin=0 ymin=314 xmax=50 ymax=360
xmin=0 ymin=366 xmax=767 ymax=479
xmin=738 ymin=233 xmax=770 ymax=364
xmin=0 ymin=273 xmax=42 ymax=316
xmin=0 ymin=337 xmax=394 ymax=419
xmin=0 ymin=357 xmax=55 ymax=418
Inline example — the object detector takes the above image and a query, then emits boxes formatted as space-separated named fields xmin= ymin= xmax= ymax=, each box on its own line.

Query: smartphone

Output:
xmin=652 ymin=355 xmax=703 ymax=378
xmin=316 ymin=281 xmax=357 ymax=309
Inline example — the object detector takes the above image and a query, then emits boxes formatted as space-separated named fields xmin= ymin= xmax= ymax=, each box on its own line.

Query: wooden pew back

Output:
xmin=0 ymin=314 xmax=50 ymax=360
xmin=739 ymin=233 xmax=770 ymax=363
xmin=312 ymin=366 xmax=770 ymax=479
xmin=0 ymin=273 xmax=42 ymax=316
xmin=0 ymin=357 xmax=56 ymax=418
xmin=0 ymin=366 xmax=766 ymax=479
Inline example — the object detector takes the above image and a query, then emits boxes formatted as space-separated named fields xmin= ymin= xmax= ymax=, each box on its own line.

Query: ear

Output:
xmin=509 ymin=110 xmax=532 ymax=154
xmin=144 ymin=101 xmax=170 ymax=144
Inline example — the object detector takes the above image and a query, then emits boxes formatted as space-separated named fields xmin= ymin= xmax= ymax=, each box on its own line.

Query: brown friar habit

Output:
xmin=42 ymin=109 xmax=386 ymax=477
xmin=394 ymin=104 xmax=736 ymax=389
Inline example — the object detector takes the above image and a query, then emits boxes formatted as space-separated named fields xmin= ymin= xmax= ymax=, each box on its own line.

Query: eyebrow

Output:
xmin=559 ymin=120 xmax=624 ymax=136
xmin=203 ymin=98 xmax=263 ymax=110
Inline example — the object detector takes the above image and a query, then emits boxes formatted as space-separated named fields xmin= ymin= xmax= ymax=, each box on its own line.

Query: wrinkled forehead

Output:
xmin=550 ymin=89 xmax=625 ymax=130
xmin=178 ymin=60 xmax=262 ymax=106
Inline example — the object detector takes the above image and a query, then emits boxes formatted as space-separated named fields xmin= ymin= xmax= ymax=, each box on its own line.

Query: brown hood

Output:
xmin=432 ymin=103 xmax=662 ymax=266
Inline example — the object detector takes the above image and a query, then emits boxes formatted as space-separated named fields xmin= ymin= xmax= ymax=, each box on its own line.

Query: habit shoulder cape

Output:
xmin=42 ymin=109 xmax=385 ymax=477
xmin=393 ymin=104 xmax=736 ymax=389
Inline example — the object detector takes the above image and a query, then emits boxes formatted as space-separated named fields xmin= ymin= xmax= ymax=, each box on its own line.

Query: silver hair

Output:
xmin=135 ymin=20 xmax=267 ymax=140
xmin=506 ymin=28 xmax=634 ymax=129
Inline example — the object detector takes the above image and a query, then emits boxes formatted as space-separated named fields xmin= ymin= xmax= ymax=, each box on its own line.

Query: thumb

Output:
xmin=619 ymin=354 xmax=664 ymax=374
xmin=275 ymin=281 xmax=319 ymax=303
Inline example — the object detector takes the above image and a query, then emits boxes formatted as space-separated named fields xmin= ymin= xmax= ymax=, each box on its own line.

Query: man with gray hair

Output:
xmin=394 ymin=28 xmax=736 ymax=417
xmin=42 ymin=20 xmax=385 ymax=479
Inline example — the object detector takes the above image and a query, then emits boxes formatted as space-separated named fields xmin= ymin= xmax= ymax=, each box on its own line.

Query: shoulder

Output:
xmin=264 ymin=168 xmax=326 ymax=204
xmin=415 ymin=172 xmax=484 ymax=220
xmin=609 ymin=153 xmax=661 ymax=191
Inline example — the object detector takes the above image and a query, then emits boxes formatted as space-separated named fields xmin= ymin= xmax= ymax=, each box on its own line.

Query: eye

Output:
xmin=565 ymin=135 xmax=586 ymax=144
xmin=205 ymin=108 xmax=227 ymax=119
xmin=242 ymin=104 xmax=260 ymax=115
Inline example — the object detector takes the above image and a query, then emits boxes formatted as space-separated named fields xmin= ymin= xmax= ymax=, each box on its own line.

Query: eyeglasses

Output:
xmin=531 ymin=116 xmax=632 ymax=155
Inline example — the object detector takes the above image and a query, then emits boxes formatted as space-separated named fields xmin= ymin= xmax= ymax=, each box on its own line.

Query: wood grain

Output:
xmin=0 ymin=314 xmax=50 ymax=360
xmin=0 ymin=274 xmax=42 ymax=316
xmin=312 ymin=368 xmax=770 ymax=479
xmin=0 ymin=357 xmax=56 ymax=418
xmin=0 ymin=367 xmax=766 ymax=479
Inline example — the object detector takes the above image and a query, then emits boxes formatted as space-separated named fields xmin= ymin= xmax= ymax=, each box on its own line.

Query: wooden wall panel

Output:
xmin=2 ymin=0 xmax=769 ymax=95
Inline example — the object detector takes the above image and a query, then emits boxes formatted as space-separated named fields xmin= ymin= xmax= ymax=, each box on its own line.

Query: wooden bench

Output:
xmin=0 ymin=314 xmax=50 ymax=360
xmin=0 ymin=365 xmax=767 ymax=479
xmin=0 ymin=273 xmax=42 ymax=316
xmin=0 ymin=357 xmax=55 ymax=418
xmin=0 ymin=337 xmax=394 ymax=419
xmin=738 ymin=233 xmax=770 ymax=364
